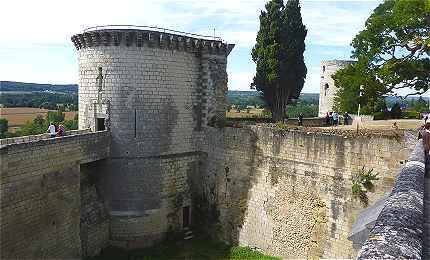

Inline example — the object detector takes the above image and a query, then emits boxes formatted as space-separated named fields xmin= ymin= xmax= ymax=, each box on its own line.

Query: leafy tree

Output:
xmin=390 ymin=102 xmax=402 ymax=118
xmin=47 ymin=111 xmax=65 ymax=124
xmin=413 ymin=96 xmax=428 ymax=112
xmin=333 ymin=62 xmax=386 ymax=114
xmin=251 ymin=0 xmax=307 ymax=121
xmin=374 ymin=99 xmax=388 ymax=113
xmin=351 ymin=0 xmax=430 ymax=96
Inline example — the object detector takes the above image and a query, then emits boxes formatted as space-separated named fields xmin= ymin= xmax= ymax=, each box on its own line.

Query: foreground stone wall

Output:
xmin=200 ymin=126 xmax=413 ymax=258
xmin=358 ymin=141 xmax=425 ymax=259
xmin=0 ymin=131 xmax=110 ymax=259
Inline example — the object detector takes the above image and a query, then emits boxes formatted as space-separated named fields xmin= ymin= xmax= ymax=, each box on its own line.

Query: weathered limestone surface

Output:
xmin=358 ymin=141 xmax=425 ymax=259
xmin=0 ymin=131 xmax=110 ymax=259
xmin=200 ymin=126 xmax=413 ymax=259
xmin=424 ymin=170 xmax=430 ymax=259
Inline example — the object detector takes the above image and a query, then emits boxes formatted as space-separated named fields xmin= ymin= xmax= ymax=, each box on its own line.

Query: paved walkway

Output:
xmin=424 ymin=171 xmax=430 ymax=259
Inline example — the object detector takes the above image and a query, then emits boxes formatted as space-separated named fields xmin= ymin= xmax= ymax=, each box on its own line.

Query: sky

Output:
xmin=0 ymin=0 xmax=383 ymax=93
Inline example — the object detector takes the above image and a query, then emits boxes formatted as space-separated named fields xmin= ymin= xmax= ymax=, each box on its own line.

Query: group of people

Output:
xmin=47 ymin=122 xmax=65 ymax=137
xmin=325 ymin=112 xmax=350 ymax=126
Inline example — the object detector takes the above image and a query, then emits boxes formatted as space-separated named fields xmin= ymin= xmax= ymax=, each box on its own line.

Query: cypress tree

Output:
xmin=252 ymin=0 xmax=307 ymax=122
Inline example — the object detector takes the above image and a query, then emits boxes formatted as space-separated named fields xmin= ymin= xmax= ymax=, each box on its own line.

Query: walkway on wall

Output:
xmin=424 ymin=169 xmax=430 ymax=259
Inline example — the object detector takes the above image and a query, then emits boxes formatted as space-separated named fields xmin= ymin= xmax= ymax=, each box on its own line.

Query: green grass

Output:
xmin=85 ymin=235 xmax=280 ymax=260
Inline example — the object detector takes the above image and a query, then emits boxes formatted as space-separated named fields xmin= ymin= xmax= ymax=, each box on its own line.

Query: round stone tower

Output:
xmin=318 ymin=60 xmax=356 ymax=117
xmin=71 ymin=26 xmax=234 ymax=248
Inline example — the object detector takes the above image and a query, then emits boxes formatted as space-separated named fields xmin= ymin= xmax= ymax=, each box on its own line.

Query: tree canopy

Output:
xmin=351 ymin=0 xmax=429 ymax=95
xmin=251 ymin=0 xmax=307 ymax=121
xmin=333 ymin=0 xmax=430 ymax=113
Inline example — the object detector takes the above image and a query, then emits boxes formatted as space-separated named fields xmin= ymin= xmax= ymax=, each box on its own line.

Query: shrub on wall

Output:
xmin=351 ymin=167 xmax=379 ymax=206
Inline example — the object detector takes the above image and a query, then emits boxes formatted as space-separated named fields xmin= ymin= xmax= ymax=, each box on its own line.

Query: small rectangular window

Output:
xmin=96 ymin=118 xmax=105 ymax=131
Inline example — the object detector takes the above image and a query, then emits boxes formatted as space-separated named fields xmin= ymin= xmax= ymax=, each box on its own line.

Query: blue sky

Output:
xmin=0 ymin=0 xmax=382 ymax=93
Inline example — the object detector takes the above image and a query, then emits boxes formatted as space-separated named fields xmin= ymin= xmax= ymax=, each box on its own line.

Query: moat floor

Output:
xmin=424 ymin=170 xmax=430 ymax=259
xmin=85 ymin=236 xmax=279 ymax=260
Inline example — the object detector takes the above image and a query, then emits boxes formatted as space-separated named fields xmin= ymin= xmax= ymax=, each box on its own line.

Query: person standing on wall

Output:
xmin=325 ymin=112 xmax=330 ymax=126
xmin=47 ymin=122 xmax=56 ymax=138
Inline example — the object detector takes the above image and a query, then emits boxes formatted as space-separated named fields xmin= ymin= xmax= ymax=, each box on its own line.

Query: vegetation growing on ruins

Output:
xmin=333 ymin=0 xmax=430 ymax=114
xmin=86 ymin=236 xmax=280 ymax=260
xmin=351 ymin=167 xmax=379 ymax=206
xmin=251 ymin=0 xmax=307 ymax=122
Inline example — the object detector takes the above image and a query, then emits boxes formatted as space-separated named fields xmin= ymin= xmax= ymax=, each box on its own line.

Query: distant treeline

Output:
xmin=0 ymin=81 xmax=78 ymax=93
xmin=228 ymin=90 xmax=319 ymax=108
xmin=0 ymin=92 xmax=78 ymax=110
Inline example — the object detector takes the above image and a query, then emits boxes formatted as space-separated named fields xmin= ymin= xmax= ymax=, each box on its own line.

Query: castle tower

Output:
xmin=318 ymin=60 xmax=355 ymax=117
xmin=71 ymin=27 xmax=234 ymax=248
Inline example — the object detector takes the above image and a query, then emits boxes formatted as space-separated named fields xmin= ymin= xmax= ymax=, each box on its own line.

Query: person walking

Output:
xmin=343 ymin=112 xmax=349 ymax=125
xmin=423 ymin=122 xmax=430 ymax=163
xmin=325 ymin=112 xmax=330 ymax=126
xmin=328 ymin=112 xmax=334 ymax=126
xmin=332 ymin=112 xmax=339 ymax=126
xmin=57 ymin=124 xmax=65 ymax=137
xmin=298 ymin=113 xmax=304 ymax=126
xmin=47 ymin=122 xmax=56 ymax=138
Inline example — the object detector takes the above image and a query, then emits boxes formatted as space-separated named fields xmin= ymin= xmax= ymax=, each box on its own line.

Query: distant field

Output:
xmin=226 ymin=108 xmax=266 ymax=118
xmin=0 ymin=107 xmax=76 ymax=129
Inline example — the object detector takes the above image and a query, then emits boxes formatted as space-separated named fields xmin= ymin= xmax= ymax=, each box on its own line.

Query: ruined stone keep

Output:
xmin=318 ymin=60 xmax=355 ymax=116
xmin=71 ymin=27 xmax=234 ymax=248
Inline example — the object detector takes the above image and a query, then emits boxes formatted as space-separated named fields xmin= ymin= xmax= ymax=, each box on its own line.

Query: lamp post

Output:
xmin=358 ymin=85 xmax=364 ymax=117
xmin=357 ymin=85 xmax=364 ymax=133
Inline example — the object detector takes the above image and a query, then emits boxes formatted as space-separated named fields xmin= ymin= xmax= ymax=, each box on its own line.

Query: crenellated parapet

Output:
xmin=71 ymin=29 xmax=235 ymax=56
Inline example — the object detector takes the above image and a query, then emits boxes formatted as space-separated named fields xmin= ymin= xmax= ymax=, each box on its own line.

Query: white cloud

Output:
xmin=0 ymin=0 xmax=382 ymax=93
xmin=228 ymin=71 xmax=255 ymax=91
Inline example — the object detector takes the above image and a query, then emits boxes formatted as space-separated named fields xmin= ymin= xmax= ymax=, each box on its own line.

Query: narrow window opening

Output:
xmin=134 ymin=109 xmax=137 ymax=138
xmin=323 ymin=65 xmax=326 ymax=73
xmin=183 ymin=206 xmax=190 ymax=228
xmin=96 ymin=118 xmax=105 ymax=131
xmin=324 ymin=83 xmax=329 ymax=96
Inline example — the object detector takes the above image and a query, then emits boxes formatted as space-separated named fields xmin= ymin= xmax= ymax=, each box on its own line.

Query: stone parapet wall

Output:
xmin=71 ymin=29 xmax=234 ymax=56
xmin=0 ymin=130 xmax=110 ymax=259
xmin=358 ymin=141 xmax=425 ymax=259
xmin=0 ymin=129 xmax=92 ymax=147
xmin=200 ymin=126 xmax=413 ymax=259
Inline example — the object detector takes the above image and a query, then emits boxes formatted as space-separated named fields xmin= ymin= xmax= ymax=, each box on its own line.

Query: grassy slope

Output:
xmin=86 ymin=236 xmax=280 ymax=260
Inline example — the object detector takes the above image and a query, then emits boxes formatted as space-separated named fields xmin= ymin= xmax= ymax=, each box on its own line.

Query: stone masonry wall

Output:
xmin=201 ymin=126 xmax=412 ymax=259
xmin=0 ymin=131 xmax=110 ymax=259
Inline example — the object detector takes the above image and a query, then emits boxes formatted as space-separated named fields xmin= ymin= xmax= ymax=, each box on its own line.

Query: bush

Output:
xmin=373 ymin=111 xmax=388 ymax=120
xmin=402 ymin=110 xmax=420 ymax=119
xmin=0 ymin=118 xmax=8 ymax=136
xmin=390 ymin=103 xmax=402 ymax=119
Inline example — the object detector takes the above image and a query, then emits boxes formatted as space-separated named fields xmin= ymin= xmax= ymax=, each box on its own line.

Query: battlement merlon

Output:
xmin=321 ymin=59 xmax=356 ymax=67
xmin=71 ymin=27 xmax=235 ymax=56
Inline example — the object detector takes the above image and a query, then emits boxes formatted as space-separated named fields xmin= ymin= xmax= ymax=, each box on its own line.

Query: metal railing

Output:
xmin=83 ymin=25 xmax=223 ymax=42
